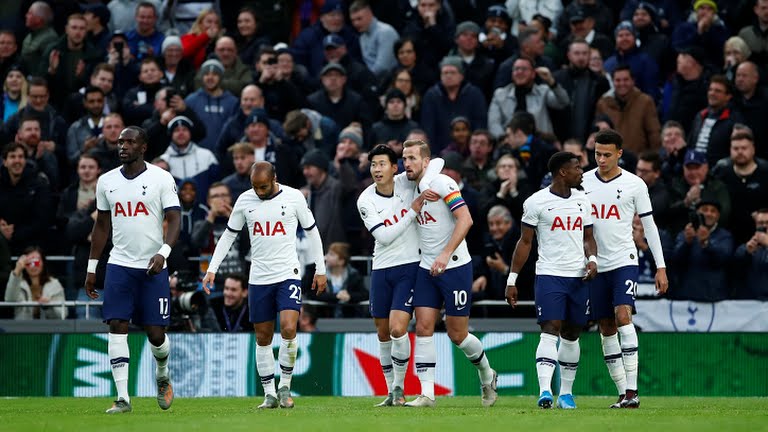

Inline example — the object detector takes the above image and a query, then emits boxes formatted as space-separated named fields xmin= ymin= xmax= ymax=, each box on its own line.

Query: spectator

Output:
xmin=233 ymin=7 xmax=271 ymax=67
xmin=14 ymin=117 xmax=58 ymax=188
xmin=558 ymin=7 xmax=614 ymax=61
xmin=142 ymin=86 xmax=205 ymax=160
xmin=556 ymin=0 xmax=615 ymax=40
xmin=662 ymin=46 xmax=710 ymax=129
xmin=636 ymin=151 xmax=672 ymax=229
xmin=401 ymin=0 xmax=455 ymax=70
xmin=89 ymin=113 xmax=124 ymax=172
xmin=449 ymin=21 xmax=495 ymax=99
xmin=122 ymin=57 xmax=167 ymax=127
xmin=321 ymin=34 xmax=380 ymax=119
xmin=1 ymin=65 xmax=27 ymax=123
xmin=380 ymin=67 xmax=422 ymax=121
xmin=604 ymin=21 xmax=660 ymax=100
xmin=66 ymin=86 xmax=106 ymax=165
xmin=722 ymin=36 xmax=751 ymax=82
xmin=631 ymin=2 xmax=672 ymax=74
xmin=620 ymin=0 xmax=684 ymax=32
xmin=20 ymin=2 xmax=58 ymax=76
xmin=500 ymin=111 xmax=556 ymax=187
xmin=386 ymin=36 xmax=437 ymax=96
xmin=671 ymin=0 xmax=729 ymax=68
xmin=194 ymin=36 xmax=250 ymax=96
xmin=5 ymin=246 xmax=65 ymax=320
xmin=595 ymin=65 xmax=661 ymax=154
xmin=185 ymin=58 xmax=239 ymax=152
xmin=108 ymin=0 xmax=152 ymax=33
xmin=191 ymin=182 xmax=249 ymax=289
xmin=276 ymin=47 xmax=315 ymax=97
xmin=733 ymin=62 xmax=768 ymax=158
xmin=526 ymin=13 xmax=564 ymax=68
xmin=471 ymin=205 xmax=520 ymax=311
xmin=180 ymin=9 xmax=221 ymax=69
xmin=65 ymin=63 xmax=120 ymax=125
xmin=507 ymin=1 xmax=562 ymax=38
xmin=462 ymin=129 xmax=495 ymax=193
xmin=349 ymin=0 xmax=399 ymax=80
xmin=670 ymin=199 xmax=734 ymax=302
xmin=0 ymin=143 xmax=52 ymax=255
xmin=253 ymin=47 xmax=305 ymax=122
xmin=305 ymin=242 xmax=367 ymax=318
xmin=738 ymin=0 xmax=768 ymax=66
xmin=689 ymin=75 xmax=744 ymax=165
xmin=301 ymin=149 xmax=357 ymax=249
xmin=493 ymin=27 xmax=557 ymax=89
xmin=712 ymin=127 xmax=768 ymax=244
xmin=659 ymin=120 xmax=688 ymax=181
xmin=371 ymin=89 xmax=419 ymax=148
xmin=478 ymin=5 xmax=518 ymax=66
xmin=282 ymin=108 xmax=338 ymax=159
xmin=0 ymin=31 xmax=19 ymax=83
xmin=421 ymin=56 xmax=487 ymax=154
xmin=161 ymin=115 xmax=219 ymax=199
xmin=238 ymin=108 xmax=301 ymax=187
xmin=481 ymin=154 xmax=534 ymax=223
xmin=668 ymin=149 xmax=731 ymax=231
xmin=159 ymin=36 xmax=196 ymax=97
xmin=441 ymin=116 xmax=471 ymax=157
xmin=216 ymin=84 xmax=283 ymax=165
xmin=308 ymin=63 xmax=372 ymax=142
xmin=177 ymin=178 xmax=208 ymax=249
xmin=209 ymin=273 xmax=251 ymax=332
xmin=588 ymin=46 xmax=613 ymax=91
xmin=291 ymin=0 xmax=362 ymax=78
xmin=125 ymin=2 xmax=165 ymax=61
xmin=105 ymin=31 xmax=141 ymax=100
xmin=82 ymin=3 xmax=112 ymax=54
xmin=441 ymin=151 xmax=483 ymax=255
xmin=221 ymin=142 xmax=255 ymax=200
xmin=298 ymin=305 xmax=318 ymax=332
xmin=488 ymin=56 xmax=569 ymax=139
xmin=733 ymin=208 xmax=768 ymax=299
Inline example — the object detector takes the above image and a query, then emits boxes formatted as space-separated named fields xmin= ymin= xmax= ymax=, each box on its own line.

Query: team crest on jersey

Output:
xmin=114 ymin=201 xmax=149 ymax=217
xmin=360 ymin=207 xmax=368 ymax=219
xmin=550 ymin=215 xmax=583 ymax=231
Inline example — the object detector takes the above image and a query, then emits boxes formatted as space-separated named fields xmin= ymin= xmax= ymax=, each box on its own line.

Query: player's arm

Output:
xmin=418 ymin=157 xmax=444 ymax=190
xmin=84 ymin=210 xmax=111 ymax=299
xmin=583 ymin=225 xmax=598 ymax=280
xmin=635 ymin=184 xmax=669 ymax=294
xmin=432 ymin=204 xmax=472 ymax=276
xmin=505 ymin=224 xmax=535 ymax=308
xmin=358 ymin=196 xmax=421 ymax=246
xmin=297 ymin=194 xmax=328 ymax=295
xmin=202 ymin=200 xmax=245 ymax=294
xmin=147 ymin=208 xmax=181 ymax=276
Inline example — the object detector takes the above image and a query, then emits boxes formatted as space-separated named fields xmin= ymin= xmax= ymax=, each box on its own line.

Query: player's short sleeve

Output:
xmin=226 ymin=195 xmax=246 ymax=232
xmin=95 ymin=177 xmax=110 ymax=212
xmin=434 ymin=176 xmax=466 ymax=212
xmin=160 ymin=172 xmax=181 ymax=211
xmin=294 ymin=190 xmax=317 ymax=230
xmin=357 ymin=192 xmax=386 ymax=232
xmin=581 ymin=193 xmax=593 ymax=226
xmin=634 ymin=179 xmax=654 ymax=217
xmin=520 ymin=195 xmax=540 ymax=228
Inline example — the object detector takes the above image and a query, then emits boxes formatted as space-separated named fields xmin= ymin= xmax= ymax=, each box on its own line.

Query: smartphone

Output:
xmin=689 ymin=211 xmax=704 ymax=229
xmin=484 ymin=242 xmax=502 ymax=259
xmin=757 ymin=226 xmax=767 ymax=233
xmin=114 ymin=41 xmax=124 ymax=52
xmin=165 ymin=89 xmax=177 ymax=105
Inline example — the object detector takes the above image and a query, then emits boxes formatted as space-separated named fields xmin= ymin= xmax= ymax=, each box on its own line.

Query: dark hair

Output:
xmin=612 ymin=64 xmax=633 ymax=79
xmin=368 ymin=143 xmax=398 ymax=164
xmin=470 ymin=129 xmax=494 ymax=147
xmin=594 ymin=129 xmax=624 ymax=149
xmin=208 ymin=181 xmax=230 ymax=192
xmin=237 ymin=6 xmax=259 ymax=24
xmin=19 ymin=115 xmax=40 ymax=128
xmin=124 ymin=125 xmax=148 ymax=145
xmin=224 ymin=272 xmax=248 ymax=290
xmin=393 ymin=36 xmax=417 ymax=59
xmin=349 ymin=0 xmax=371 ymax=13
xmin=514 ymin=55 xmax=536 ymax=70
xmin=518 ymin=28 xmax=539 ymax=45
xmin=140 ymin=56 xmax=161 ymax=69
xmin=83 ymin=85 xmax=105 ymax=98
xmin=91 ymin=62 xmax=115 ymax=76
xmin=257 ymin=45 xmax=276 ymax=60
xmin=709 ymin=74 xmax=733 ymax=95
xmin=79 ymin=151 xmax=102 ymax=169
xmin=531 ymin=14 xmax=552 ymax=32
xmin=27 ymin=76 xmax=48 ymax=91
xmin=662 ymin=120 xmax=684 ymax=134
xmin=283 ymin=110 xmax=310 ymax=137
xmin=136 ymin=1 xmax=157 ymax=16
xmin=2 ymin=142 xmax=25 ymax=159
xmin=548 ymin=151 xmax=578 ymax=175
xmin=638 ymin=151 xmax=661 ymax=171
xmin=506 ymin=111 xmax=536 ymax=135
xmin=20 ymin=245 xmax=52 ymax=287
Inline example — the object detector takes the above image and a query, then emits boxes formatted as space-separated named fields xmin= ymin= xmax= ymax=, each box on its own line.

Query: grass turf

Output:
xmin=1 ymin=396 xmax=766 ymax=432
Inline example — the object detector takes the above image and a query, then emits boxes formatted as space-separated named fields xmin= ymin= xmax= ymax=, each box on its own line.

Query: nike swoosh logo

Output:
xmin=547 ymin=208 xmax=555 ymax=211
xmin=585 ymin=191 xmax=591 ymax=194
xmin=161 ymin=314 xmax=170 ymax=319
xmin=456 ymin=306 xmax=466 ymax=311
xmin=109 ymin=189 xmax=117 ymax=193
xmin=248 ymin=209 xmax=255 ymax=212
xmin=377 ymin=209 xmax=385 ymax=214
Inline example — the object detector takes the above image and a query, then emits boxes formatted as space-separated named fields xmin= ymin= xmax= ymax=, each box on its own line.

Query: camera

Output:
xmin=266 ymin=56 xmax=278 ymax=65
xmin=173 ymin=290 xmax=207 ymax=315
xmin=483 ymin=242 xmax=502 ymax=259
xmin=165 ymin=88 xmax=177 ymax=105
xmin=114 ymin=41 xmax=124 ymax=53
xmin=757 ymin=226 xmax=767 ymax=233
xmin=689 ymin=211 xmax=705 ymax=229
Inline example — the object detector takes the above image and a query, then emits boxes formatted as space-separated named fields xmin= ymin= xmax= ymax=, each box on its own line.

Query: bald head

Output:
xmin=735 ymin=61 xmax=760 ymax=96
xmin=250 ymin=161 xmax=277 ymax=199
xmin=215 ymin=36 xmax=237 ymax=67
xmin=240 ymin=84 xmax=264 ymax=114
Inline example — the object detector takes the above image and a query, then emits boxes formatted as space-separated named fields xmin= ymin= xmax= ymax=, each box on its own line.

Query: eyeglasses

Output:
xmin=513 ymin=66 xmax=531 ymax=72
xmin=209 ymin=193 xmax=230 ymax=199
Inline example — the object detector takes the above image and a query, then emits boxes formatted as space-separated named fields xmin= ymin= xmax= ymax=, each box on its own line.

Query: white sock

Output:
xmin=108 ymin=333 xmax=130 ymax=403
xmin=619 ymin=323 xmax=639 ymax=391
xmin=557 ymin=338 xmax=580 ymax=396
xmin=601 ymin=333 xmax=627 ymax=395
xmin=278 ymin=337 xmax=298 ymax=390
xmin=150 ymin=334 xmax=171 ymax=379
xmin=535 ymin=333 xmax=559 ymax=394
xmin=391 ymin=334 xmax=410 ymax=390
xmin=458 ymin=334 xmax=494 ymax=385
xmin=414 ymin=336 xmax=436 ymax=400
xmin=256 ymin=344 xmax=276 ymax=397
xmin=379 ymin=340 xmax=394 ymax=393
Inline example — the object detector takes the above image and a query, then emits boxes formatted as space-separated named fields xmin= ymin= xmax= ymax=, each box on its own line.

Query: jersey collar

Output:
xmin=594 ymin=169 xmax=622 ymax=183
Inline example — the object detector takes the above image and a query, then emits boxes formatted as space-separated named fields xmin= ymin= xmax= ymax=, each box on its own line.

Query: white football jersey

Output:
xmin=357 ymin=173 xmax=421 ymax=270
xmin=521 ymin=187 xmax=593 ymax=277
xmin=415 ymin=174 xmax=471 ymax=270
xmin=582 ymin=168 xmax=654 ymax=271
xmin=96 ymin=163 xmax=181 ymax=269
xmin=226 ymin=185 xmax=316 ymax=285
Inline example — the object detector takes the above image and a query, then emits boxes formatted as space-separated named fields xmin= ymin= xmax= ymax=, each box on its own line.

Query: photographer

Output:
xmin=208 ymin=273 xmax=251 ymax=332
xmin=168 ymin=270 xmax=217 ymax=332
xmin=733 ymin=209 xmax=768 ymax=299
xmin=670 ymin=199 xmax=733 ymax=302
xmin=668 ymin=150 xmax=731 ymax=232
xmin=141 ymin=86 xmax=205 ymax=161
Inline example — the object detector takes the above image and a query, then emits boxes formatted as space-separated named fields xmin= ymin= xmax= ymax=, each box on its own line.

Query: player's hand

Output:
xmin=202 ymin=271 xmax=216 ymax=294
xmin=85 ymin=272 xmax=99 ymax=299
xmin=312 ymin=274 xmax=328 ymax=295
xmin=422 ymin=189 xmax=440 ymax=202
xmin=655 ymin=268 xmax=669 ymax=295
xmin=505 ymin=284 xmax=518 ymax=307
xmin=147 ymin=254 xmax=165 ymax=276
xmin=583 ymin=261 xmax=597 ymax=281
xmin=430 ymin=253 xmax=449 ymax=276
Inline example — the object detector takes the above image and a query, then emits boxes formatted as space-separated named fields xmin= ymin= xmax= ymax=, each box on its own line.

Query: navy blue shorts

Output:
xmin=413 ymin=263 xmax=473 ymax=317
xmin=534 ymin=275 xmax=589 ymax=325
xmin=249 ymin=279 xmax=302 ymax=324
xmin=102 ymin=264 xmax=170 ymax=326
xmin=369 ymin=262 xmax=417 ymax=318
xmin=588 ymin=265 xmax=638 ymax=320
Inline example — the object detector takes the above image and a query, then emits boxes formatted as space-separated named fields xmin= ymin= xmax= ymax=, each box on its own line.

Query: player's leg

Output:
xmin=275 ymin=279 xmax=303 ymax=408
xmin=534 ymin=275 xmax=567 ymax=409
xmin=612 ymin=266 xmax=640 ymax=408
xmin=389 ymin=263 xmax=417 ymax=406
xmin=102 ymin=264 xmax=135 ymax=413
xmin=404 ymin=268 xmax=440 ymax=407
xmin=556 ymin=321 xmax=582 ymax=409
xmin=370 ymin=268 xmax=395 ymax=405
xmin=137 ymin=268 xmax=173 ymax=410
xmin=591 ymin=271 xmax=628 ymax=406
xmin=250 ymin=282 xmax=278 ymax=409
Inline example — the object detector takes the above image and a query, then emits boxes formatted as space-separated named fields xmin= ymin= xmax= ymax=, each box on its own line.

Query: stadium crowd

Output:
xmin=1 ymin=0 xmax=768 ymax=324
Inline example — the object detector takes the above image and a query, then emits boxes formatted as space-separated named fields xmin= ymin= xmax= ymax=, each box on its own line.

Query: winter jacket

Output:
xmin=595 ymin=87 xmax=661 ymax=154
xmin=291 ymin=22 xmax=362 ymax=77
xmin=4 ymin=273 xmax=65 ymax=320
xmin=184 ymin=89 xmax=239 ymax=152
xmin=604 ymin=47 xmax=660 ymax=101
xmin=671 ymin=15 xmax=728 ymax=68
xmin=671 ymin=225 xmax=733 ymax=302
xmin=421 ymin=81 xmax=487 ymax=154
xmin=688 ymin=106 xmax=744 ymax=166
xmin=160 ymin=142 xmax=219 ymax=200
xmin=488 ymin=82 xmax=570 ymax=139
xmin=0 ymin=166 xmax=53 ymax=254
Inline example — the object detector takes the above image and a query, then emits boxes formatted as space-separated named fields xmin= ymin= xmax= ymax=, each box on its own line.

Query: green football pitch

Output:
xmin=2 ymin=396 xmax=766 ymax=432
